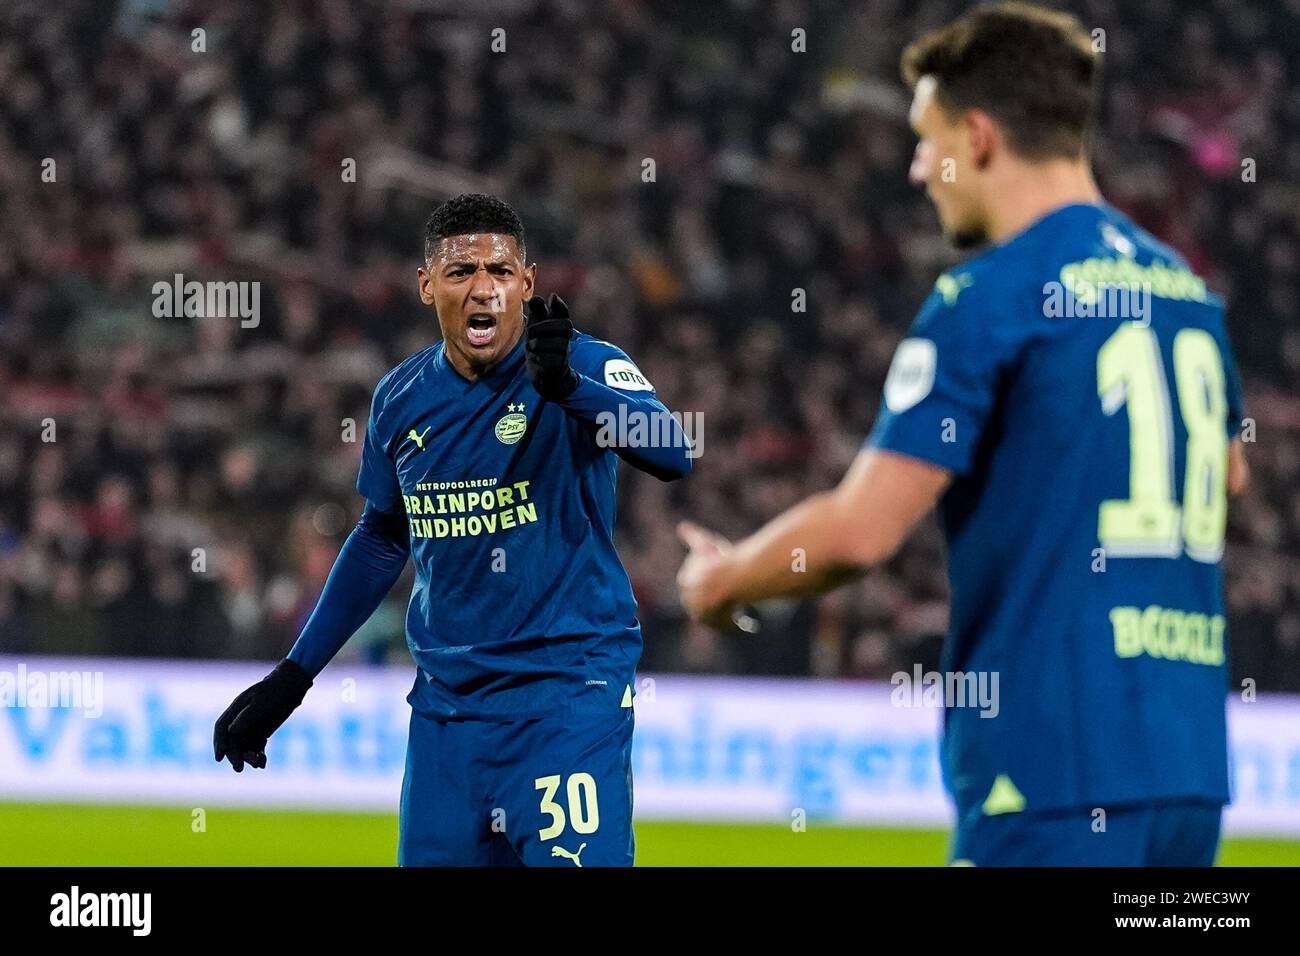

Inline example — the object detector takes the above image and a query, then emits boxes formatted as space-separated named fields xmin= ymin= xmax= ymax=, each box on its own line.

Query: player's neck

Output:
xmin=985 ymin=158 xmax=1102 ymax=244
xmin=446 ymin=327 xmax=525 ymax=382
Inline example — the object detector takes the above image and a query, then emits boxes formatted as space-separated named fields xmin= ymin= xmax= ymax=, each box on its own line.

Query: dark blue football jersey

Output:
xmin=358 ymin=331 xmax=691 ymax=719
xmin=867 ymin=203 xmax=1243 ymax=817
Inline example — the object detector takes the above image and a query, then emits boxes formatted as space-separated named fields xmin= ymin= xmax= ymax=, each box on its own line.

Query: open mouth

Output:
xmin=466 ymin=313 xmax=498 ymax=347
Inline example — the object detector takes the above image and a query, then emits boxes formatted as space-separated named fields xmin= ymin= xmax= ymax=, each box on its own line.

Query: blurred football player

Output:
xmin=677 ymin=2 xmax=1247 ymax=866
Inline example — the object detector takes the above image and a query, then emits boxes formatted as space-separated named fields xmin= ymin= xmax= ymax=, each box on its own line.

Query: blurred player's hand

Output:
xmin=525 ymin=294 xmax=579 ymax=399
xmin=676 ymin=521 xmax=747 ymax=632
xmin=213 ymin=659 xmax=313 ymax=772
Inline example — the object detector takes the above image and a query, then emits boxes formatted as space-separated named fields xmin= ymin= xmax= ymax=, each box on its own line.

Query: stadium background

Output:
xmin=1 ymin=0 xmax=1298 ymax=865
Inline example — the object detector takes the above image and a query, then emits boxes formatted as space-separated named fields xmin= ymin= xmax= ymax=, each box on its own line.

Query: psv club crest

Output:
xmin=495 ymin=402 xmax=528 ymax=445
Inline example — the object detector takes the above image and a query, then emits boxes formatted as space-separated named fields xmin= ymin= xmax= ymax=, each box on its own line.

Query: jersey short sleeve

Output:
xmin=356 ymin=376 xmax=402 ymax=513
xmin=865 ymin=273 xmax=1012 ymax=476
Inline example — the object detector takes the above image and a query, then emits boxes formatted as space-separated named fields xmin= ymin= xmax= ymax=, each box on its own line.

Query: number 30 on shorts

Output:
xmin=534 ymin=773 xmax=600 ymax=840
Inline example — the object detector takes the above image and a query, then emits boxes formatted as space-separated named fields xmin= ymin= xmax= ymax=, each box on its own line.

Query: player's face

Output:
xmin=418 ymin=233 xmax=535 ymax=376
xmin=908 ymin=76 xmax=989 ymax=249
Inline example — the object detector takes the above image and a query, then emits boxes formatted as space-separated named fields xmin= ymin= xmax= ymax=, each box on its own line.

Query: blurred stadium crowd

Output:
xmin=1 ymin=0 xmax=1298 ymax=688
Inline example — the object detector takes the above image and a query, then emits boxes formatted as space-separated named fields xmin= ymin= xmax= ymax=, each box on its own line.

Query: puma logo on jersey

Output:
xmin=981 ymin=774 xmax=1026 ymax=816
xmin=407 ymin=426 xmax=432 ymax=450
xmin=935 ymin=272 xmax=973 ymax=306
xmin=551 ymin=843 xmax=587 ymax=866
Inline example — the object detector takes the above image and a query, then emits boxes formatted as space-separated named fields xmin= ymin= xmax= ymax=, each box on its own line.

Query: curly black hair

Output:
xmin=422 ymin=193 xmax=526 ymax=265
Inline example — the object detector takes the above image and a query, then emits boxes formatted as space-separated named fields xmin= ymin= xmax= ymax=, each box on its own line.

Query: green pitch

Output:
xmin=1 ymin=802 xmax=1297 ymax=866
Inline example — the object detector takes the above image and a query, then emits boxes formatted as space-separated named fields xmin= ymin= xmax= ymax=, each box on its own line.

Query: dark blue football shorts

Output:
xmin=399 ymin=705 xmax=635 ymax=867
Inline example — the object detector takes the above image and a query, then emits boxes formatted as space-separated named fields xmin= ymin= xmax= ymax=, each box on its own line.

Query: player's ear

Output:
xmin=522 ymin=262 xmax=536 ymax=300
xmin=416 ymin=266 xmax=436 ymax=306
xmin=966 ymin=109 xmax=997 ymax=171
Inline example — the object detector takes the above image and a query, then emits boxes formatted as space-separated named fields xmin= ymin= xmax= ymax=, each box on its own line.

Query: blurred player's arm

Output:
xmin=678 ymin=449 xmax=949 ymax=628
xmin=679 ymin=275 xmax=993 ymax=629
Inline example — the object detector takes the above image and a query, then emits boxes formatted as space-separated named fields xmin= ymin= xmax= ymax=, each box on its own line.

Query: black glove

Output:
xmin=525 ymin=294 xmax=579 ymax=400
xmin=213 ymin=659 xmax=313 ymax=772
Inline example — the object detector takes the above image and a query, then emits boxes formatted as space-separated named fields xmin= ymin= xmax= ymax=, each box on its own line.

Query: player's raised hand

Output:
xmin=213 ymin=659 xmax=313 ymax=772
xmin=525 ymin=294 xmax=579 ymax=400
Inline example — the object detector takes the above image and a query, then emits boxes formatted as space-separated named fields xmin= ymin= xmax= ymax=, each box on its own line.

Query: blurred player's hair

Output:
xmin=423 ymin=193 xmax=526 ymax=264
xmin=901 ymin=1 xmax=1100 ymax=160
